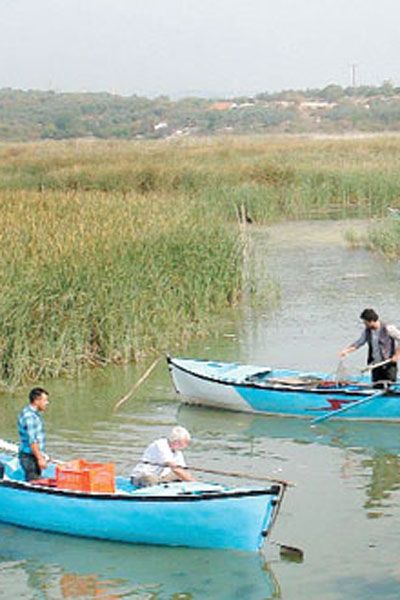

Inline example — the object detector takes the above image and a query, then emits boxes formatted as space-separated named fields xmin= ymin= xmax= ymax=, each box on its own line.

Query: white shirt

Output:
xmin=131 ymin=438 xmax=186 ymax=479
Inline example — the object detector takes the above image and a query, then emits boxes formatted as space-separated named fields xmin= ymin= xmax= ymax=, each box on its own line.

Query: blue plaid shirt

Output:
xmin=18 ymin=405 xmax=46 ymax=454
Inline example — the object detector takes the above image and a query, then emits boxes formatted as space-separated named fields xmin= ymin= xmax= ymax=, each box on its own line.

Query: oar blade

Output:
xmin=279 ymin=544 xmax=304 ymax=563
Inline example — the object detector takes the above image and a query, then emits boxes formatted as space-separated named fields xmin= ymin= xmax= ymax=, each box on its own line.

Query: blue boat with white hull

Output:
xmin=167 ymin=356 xmax=400 ymax=422
xmin=0 ymin=453 xmax=284 ymax=552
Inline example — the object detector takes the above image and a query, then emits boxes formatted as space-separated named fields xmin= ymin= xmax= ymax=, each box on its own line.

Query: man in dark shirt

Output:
xmin=340 ymin=308 xmax=400 ymax=384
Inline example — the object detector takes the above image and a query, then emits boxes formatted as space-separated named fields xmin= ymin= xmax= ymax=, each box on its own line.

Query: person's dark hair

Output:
xmin=29 ymin=387 xmax=49 ymax=403
xmin=360 ymin=308 xmax=379 ymax=322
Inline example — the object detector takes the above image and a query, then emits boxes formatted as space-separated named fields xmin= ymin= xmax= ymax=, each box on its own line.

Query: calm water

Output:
xmin=1 ymin=220 xmax=400 ymax=600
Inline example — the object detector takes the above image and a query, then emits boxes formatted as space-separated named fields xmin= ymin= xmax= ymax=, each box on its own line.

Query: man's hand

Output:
xmin=37 ymin=454 xmax=48 ymax=471
xmin=31 ymin=442 xmax=47 ymax=472
xmin=339 ymin=345 xmax=356 ymax=359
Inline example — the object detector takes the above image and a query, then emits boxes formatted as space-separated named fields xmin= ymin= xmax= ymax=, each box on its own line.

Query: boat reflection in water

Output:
xmin=0 ymin=523 xmax=280 ymax=600
xmin=179 ymin=405 xmax=400 ymax=519
xmin=179 ymin=404 xmax=400 ymax=454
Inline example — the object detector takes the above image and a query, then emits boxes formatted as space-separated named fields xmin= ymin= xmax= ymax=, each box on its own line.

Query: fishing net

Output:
xmin=335 ymin=359 xmax=352 ymax=385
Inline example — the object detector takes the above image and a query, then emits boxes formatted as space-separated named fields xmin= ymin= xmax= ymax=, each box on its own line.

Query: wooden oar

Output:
xmin=188 ymin=465 xmax=303 ymax=557
xmin=188 ymin=465 xmax=293 ymax=487
xmin=139 ymin=458 xmax=293 ymax=487
xmin=361 ymin=358 xmax=393 ymax=373
xmin=113 ymin=357 xmax=161 ymax=413
xmin=311 ymin=389 xmax=386 ymax=425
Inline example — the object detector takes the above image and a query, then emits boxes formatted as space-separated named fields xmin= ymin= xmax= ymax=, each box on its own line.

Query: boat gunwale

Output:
xmin=167 ymin=357 xmax=399 ymax=397
xmin=0 ymin=478 xmax=280 ymax=502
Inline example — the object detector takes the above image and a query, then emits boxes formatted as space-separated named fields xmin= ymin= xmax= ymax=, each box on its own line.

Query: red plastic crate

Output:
xmin=55 ymin=459 xmax=115 ymax=493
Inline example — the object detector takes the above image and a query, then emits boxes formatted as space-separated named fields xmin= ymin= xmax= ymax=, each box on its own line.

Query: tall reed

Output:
xmin=366 ymin=219 xmax=400 ymax=258
xmin=0 ymin=189 xmax=242 ymax=388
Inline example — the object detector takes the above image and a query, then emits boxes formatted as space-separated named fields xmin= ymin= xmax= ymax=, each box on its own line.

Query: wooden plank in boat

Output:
xmin=264 ymin=376 xmax=322 ymax=387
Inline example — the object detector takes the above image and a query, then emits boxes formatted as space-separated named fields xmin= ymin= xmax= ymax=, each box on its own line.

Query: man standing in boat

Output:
xmin=131 ymin=426 xmax=195 ymax=487
xmin=18 ymin=387 xmax=49 ymax=481
xmin=340 ymin=308 xmax=400 ymax=384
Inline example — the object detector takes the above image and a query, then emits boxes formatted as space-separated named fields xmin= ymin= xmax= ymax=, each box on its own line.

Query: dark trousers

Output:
xmin=19 ymin=452 xmax=41 ymax=481
xmin=372 ymin=363 xmax=398 ymax=386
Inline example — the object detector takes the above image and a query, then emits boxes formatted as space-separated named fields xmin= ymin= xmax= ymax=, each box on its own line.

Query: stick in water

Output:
xmin=113 ymin=357 xmax=161 ymax=413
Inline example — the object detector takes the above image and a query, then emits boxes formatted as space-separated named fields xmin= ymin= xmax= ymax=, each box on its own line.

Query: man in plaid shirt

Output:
xmin=18 ymin=387 xmax=49 ymax=481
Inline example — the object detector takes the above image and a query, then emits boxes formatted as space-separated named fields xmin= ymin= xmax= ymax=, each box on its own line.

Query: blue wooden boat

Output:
xmin=167 ymin=356 xmax=400 ymax=421
xmin=0 ymin=451 xmax=284 ymax=552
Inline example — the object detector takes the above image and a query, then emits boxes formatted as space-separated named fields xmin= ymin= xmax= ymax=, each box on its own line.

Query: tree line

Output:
xmin=1 ymin=82 xmax=400 ymax=141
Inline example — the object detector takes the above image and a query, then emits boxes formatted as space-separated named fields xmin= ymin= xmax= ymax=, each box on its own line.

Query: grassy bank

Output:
xmin=2 ymin=135 xmax=400 ymax=388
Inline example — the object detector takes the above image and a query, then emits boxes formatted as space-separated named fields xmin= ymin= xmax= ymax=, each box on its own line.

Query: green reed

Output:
xmin=0 ymin=189 xmax=242 ymax=388
xmin=2 ymin=135 xmax=400 ymax=387
xmin=366 ymin=219 xmax=400 ymax=258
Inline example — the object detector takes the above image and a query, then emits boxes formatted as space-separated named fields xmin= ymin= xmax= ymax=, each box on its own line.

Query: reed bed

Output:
xmin=2 ymin=135 xmax=400 ymax=387
xmin=0 ymin=189 xmax=242 ymax=388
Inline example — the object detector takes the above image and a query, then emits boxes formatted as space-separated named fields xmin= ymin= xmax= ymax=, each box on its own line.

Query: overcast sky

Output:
xmin=1 ymin=0 xmax=399 ymax=98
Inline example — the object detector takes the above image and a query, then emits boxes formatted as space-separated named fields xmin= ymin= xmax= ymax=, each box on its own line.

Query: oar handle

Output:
xmin=361 ymin=358 xmax=393 ymax=373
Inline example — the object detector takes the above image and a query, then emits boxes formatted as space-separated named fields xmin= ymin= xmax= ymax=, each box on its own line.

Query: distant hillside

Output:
xmin=1 ymin=83 xmax=400 ymax=141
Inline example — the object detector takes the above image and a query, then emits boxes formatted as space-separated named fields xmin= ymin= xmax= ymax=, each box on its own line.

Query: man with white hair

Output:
xmin=130 ymin=426 xmax=195 ymax=487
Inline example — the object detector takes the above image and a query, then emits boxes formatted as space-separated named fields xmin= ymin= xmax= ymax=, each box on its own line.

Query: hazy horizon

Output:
xmin=1 ymin=0 xmax=399 ymax=99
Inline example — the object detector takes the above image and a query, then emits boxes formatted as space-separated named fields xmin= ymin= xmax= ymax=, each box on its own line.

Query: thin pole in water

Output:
xmin=113 ymin=357 xmax=161 ymax=413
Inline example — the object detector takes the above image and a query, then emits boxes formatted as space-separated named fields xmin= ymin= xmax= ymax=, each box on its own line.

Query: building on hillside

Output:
xmin=154 ymin=121 xmax=168 ymax=131
xmin=208 ymin=102 xmax=236 ymax=111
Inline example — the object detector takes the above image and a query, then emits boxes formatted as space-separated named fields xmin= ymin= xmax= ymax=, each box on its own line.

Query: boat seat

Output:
xmin=245 ymin=370 xmax=272 ymax=383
